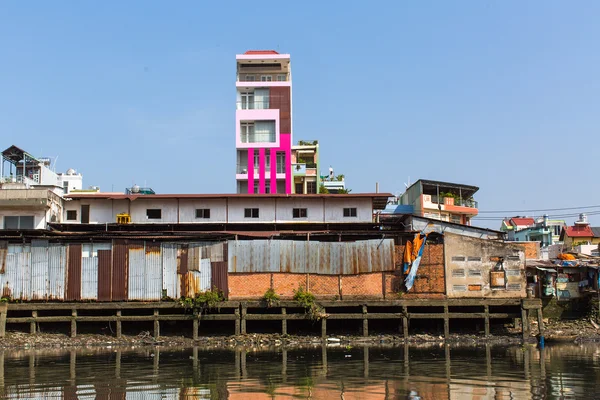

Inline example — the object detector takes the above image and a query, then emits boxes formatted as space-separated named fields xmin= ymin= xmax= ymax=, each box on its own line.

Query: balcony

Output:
xmin=236 ymin=101 xmax=270 ymax=110
xmin=293 ymin=163 xmax=306 ymax=175
xmin=426 ymin=195 xmax=478 ymax=209
xmin=0 ymin=188 xmax=62 ymax=209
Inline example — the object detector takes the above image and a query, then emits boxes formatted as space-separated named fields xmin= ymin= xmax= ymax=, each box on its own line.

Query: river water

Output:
xmin=0 ymin=342 xmax=599 ymax=399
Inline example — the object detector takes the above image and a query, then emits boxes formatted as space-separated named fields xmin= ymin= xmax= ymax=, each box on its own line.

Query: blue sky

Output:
xmin=1 ymin=1 xmax=599 ymax=229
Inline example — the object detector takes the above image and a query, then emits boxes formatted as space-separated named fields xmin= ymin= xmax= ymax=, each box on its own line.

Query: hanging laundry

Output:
xmin=403 ymin=233 xmax=428 ymax=291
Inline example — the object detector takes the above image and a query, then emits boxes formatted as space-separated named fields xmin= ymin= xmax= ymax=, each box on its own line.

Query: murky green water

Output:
xmin=0 ymin=342 xmax=599 ymax=399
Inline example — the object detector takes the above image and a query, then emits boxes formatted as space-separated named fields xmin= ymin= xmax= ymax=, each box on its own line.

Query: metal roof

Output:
xmin=406 ymin=179 xmax=479 ymax=198
xmin=1 ymin=145 xmax=40 ymax=165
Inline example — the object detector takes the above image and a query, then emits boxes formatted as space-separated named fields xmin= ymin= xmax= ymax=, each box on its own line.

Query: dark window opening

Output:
xmin=66 ymin=210 xmax=77 ymax=221
xmin=306 ymin=182 xmax=317 ymax=194
xmin=293 ymin=208 xmax=307 ymax=218
xmin=146 ymin=209 xmax=162 ymax=219
xmin=343 ymin=208 xmax=357 ymax=217
xmin=81 ymin=205 xmax=90 ymax=223
xmin=4 ymin=216 xmax=34 ymax=229
xmin=195 ymin=209 xmax=211 ymax=219
xmin=244 ymin=208 xmax=259 ymax=218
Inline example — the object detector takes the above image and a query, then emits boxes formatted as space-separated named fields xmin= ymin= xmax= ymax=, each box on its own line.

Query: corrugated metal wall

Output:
xmin=66 ymin=244 xmax=82 ymax=301
xmin=228 ymin=239 xmax=396 ymax=275
xmin=112 ymin=241 xmax=128 ymax=301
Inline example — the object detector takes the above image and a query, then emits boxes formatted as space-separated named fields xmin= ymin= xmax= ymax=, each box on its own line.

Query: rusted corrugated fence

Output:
xmin=228 ymin=239 xmax=396 ymax=274
xmin=0 ymin=241 xmax=228 ymax=301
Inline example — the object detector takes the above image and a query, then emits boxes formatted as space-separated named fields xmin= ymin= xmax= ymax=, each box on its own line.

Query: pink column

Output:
xmin=270 ymin=148 xmax=277 ymax=193
xmin=281 ymin=134 xmax=292 ymax=194
xmin=258 ymin=148 xmax=266 ymax=194
xmin=247 ymin=148 xmax=254 ymax=194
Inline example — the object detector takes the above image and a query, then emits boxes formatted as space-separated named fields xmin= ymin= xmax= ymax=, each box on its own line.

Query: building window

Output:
xmin=277 ymin=74 xmax=286 ymax=81
xmin=265 ymin=153 xmax=270 ymax=172
xmin=244 ymin=208 xmax=259 ymax=218
xmin=343 ymin=208 xmax=357 ymax=217
xmin=276 ymin=152 xmax=286 ymax=173
xmin=4 ymin=216 xmax=34 ymax=229
xmin=306 ymin=181 xmax=317 ymax=194
xmin=254 ymin=152 xmax=260 ymax=170
xmin=265 ymin=181 xmax=270 ymax=193
xmin=293 ymin=208 xmax=307 ymax=218
xmin=241 ymin=91 xmax=254 ymax=109
xmin=241 ymin=121 xmax=275 ymax=143
xmin=146 ymin=209 xmax=162 ymax=219
xmin=245 ymin=75 xmax=255 ymax=81
xmin=66 ymin=210 xmax=77 ymax=221
xmin=195 ymin=209 xmax=210 ymax=219
xmin=260 ymin=75 xmax=272 ymax=82
xmin=253 ymin=181 xmax=259 ymax=193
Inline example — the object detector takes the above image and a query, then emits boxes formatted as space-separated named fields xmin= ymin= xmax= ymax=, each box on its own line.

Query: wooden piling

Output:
xmin=0 ymin=302 xmax=7 ymax=338
xmin=193 ymin=309 xmax=199 ymax=341
xmin=241 ymin=304 xmax=247 ymax=334
xmin=234 ymin=308 xmax=240 ymax=335
xmin=153 ymin=309 xmax=160 ymax=339
xmin=362 ymin=305 xmax=368 ymax=337
xmin=321 ymin=312 xmax=327 ymax=339
xmin=281 ymin=307 xmax=287 ymax=335
xmin=116 ymin=310 xmax=122 ymax=338
xmin=521 ymin=307 xmax=529 ymax=340
xmin=484 ymin=304 xmax=490 ymax=338
xmin=443 ymin=304 xmax=450 ymax=340
xmin=70 ymin=309 xmax=77 ymax=338
xmin=537 ymin=307 xmax=544 ymax=336
xmin=402 ymin=305 xmax=408 ymax=340
xmin=30 ymin=311 xmax=37 ymax=334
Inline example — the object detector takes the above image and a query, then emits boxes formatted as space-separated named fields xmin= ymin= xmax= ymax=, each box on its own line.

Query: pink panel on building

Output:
xmin=258 ymin=148 xmax=266 ymax=194
xmin=247 ymin=148 xmax=255 ymax=194
xmin=280 ymin=133 xmax=292 ymax=194
xmin=269 ymin=148 xmax=277 ymax=193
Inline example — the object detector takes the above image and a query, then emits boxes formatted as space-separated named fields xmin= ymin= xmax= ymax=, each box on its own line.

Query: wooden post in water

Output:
xmin=234 ymin=308 xmax=240 ymax=335
xmin=321 ymin=309 xmax=327 ymax=339
xmin=69 ymin=350 xmax=76 ymax=381
xmin=70 ymin=309 xmax=77 ymax=338
xmin=241 ymin=304 xmax=247 ymax=334
xmin=521 ymin=306 xmax=529 ymax=340
xmin=443 ymin=304 xmax=450 ymax=340
xmin=0 ymin=303 xmax=7 ymax=338
xmin=537 ymin=307 xmax=544 ymax=336
xmin=153 ymin=309 xmax=160 ymax=339
xmin=193 ymin=309 xmax=199 ymax=340
xmin=484 ymin=304 xmax=490 ymax=338
xmin=362 ymin=305 xmax=368 ymax=337
xmin=30 ymin=311 xmax=37 ymax=334
xmin=281 ymin=307 xmax=287 ymax=335
xmin=116 ymin=310 xmax=122 ymax=338
xmin=363 ymin=346 xmax=369 ymax=378
xmin=402 ymin=305 xmax=409 ymax=340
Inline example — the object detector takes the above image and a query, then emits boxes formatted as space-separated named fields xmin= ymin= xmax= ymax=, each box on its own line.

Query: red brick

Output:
xmin=342 ymin=273 xmax=383 ymax=299
xmin=309 ymin=275 xmax=340 ymax=298
xmin=272 ymin=273 xmax=306 ymax=299
xmin=228 ymin=273 xmax=271 ymax=299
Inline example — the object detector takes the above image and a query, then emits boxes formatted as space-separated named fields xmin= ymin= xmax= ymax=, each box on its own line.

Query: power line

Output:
xmin=473 ymin=210 xmax=600 ymax=221
xmin=477 ymin=204 xmax=600 ymax=214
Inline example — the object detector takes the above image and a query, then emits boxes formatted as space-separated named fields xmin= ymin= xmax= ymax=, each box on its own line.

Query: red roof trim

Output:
xmin=510 ymin=217 xmax=535 ymax=226
xmin=564 ymin=226 xmax=594 ymax=237
xmin=244 ymin=50 xmax=279 ymax=55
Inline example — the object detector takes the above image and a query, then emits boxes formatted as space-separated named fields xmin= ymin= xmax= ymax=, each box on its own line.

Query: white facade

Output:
xmin=63 ymin=194 xmax=388 ymax=224
xmin=57 ymin=169 xmax=83 ymax=194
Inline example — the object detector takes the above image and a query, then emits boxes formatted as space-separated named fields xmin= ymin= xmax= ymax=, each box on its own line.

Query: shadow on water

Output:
xmin=0 ymin=342 xmax=599 ymax=399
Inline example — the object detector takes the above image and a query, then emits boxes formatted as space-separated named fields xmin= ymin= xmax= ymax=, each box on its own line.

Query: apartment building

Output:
xmin=291 ymin=140 xmax=320 ymax=194
xmin=235 ymin=50 xmax=292 ymax=194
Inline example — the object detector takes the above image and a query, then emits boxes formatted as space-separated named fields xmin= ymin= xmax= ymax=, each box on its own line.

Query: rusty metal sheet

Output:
xmin=161 ymin=243 xmax=179 ymax=299
xmin=48 ymin=245 xmax=66 ymax=300
xmin=128 ymin=246 xmax=145 ymax=300
xmin=81 ymin=256 xmax=98 ymax=300
xmin=1 ymin=252 xmax=30 ymax=300
xmin=145 ymin=243 xmax=163 ymax=301
xmin=307 ymin=241 xmax=322 ymax=274
xmin=31 ymin=240 xmax=49 ymax=300
xmin=66 ymin=244 xmax=82 ymax=301
xmin=179 ymin=271 xmax=201 ymax=298
xmin=211 ymin=261 xmax=228 ymax=298
xmin=97 ymin=249 xmax=112 ymax=301
xmin=490 ymin=271 xmax=506 ymax=288
xmin=111 ymin=240 xmax=128 ymax=301
xmin=178 ymin=244 xmax=189 ymax=275
xmin=199 ymin=258 xmax=211 ymax=292
xmin=0 ymin=240 xmax=7 ymax=274
xmin=188 ymin=245 xmax=199 ymax=271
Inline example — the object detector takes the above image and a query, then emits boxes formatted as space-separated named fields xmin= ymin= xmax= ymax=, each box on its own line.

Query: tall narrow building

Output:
xmin=235 ymin=50 xmax=292 ymax=194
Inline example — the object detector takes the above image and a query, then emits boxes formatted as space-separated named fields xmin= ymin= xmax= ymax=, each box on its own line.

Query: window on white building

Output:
xmin=241 ymin=91 xmax=254 ymax=109
xmin=343 ymin=208 xmax=357 ymax=217
xmin=245 ymin=75 xmax=255 ymax=81
xmin=244 ymin=208 xmax=259 ymax=218
xmin=241 ymin=121 xmax=275 ymax=143
xmin=66 ymin=210 xmax=77 ymax=221
xmin=293 ymin=208 xmax=307 ymax=218
xmin=146 ymin=209 xmax=162 ymax=219
xmin=195 ymin=209 xmax=210 ymax=219
xmin=260 ymin=75 xmax=272 ymax=82
xmin=277 ymin=74 xmax=287 ymax=81
xmin=276 ymin=152 xmax=286 ymax=173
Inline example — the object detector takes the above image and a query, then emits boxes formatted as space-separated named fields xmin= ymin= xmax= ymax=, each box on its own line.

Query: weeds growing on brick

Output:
xmin=262 ymin=288 xmax=280 ymax=307
xmin=293 ymin=286 xmax=326 ymax=321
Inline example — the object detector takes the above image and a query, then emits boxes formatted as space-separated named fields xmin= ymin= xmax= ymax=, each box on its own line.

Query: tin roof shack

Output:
xmin=444 ymin=233 xmax=526 ymax=298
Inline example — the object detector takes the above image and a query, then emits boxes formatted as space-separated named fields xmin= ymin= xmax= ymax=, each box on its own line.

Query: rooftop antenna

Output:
xmin=52 ymin=156 xmax=58 ymax=172
xmin=404 ymin=176 xmax=411 ymax=189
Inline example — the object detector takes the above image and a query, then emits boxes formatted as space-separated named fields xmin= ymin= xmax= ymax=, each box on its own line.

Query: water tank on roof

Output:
xmin=575 ymin=213 xmax=589 ymax=225
xmin=66 ymin=168 xmax=76 ymax=175
xmin=131 ymin=184 xmax=140 ymax=193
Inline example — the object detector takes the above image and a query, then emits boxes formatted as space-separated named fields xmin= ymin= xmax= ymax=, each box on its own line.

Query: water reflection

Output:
xmin=0 ymin=342 xmax=599 ymax=399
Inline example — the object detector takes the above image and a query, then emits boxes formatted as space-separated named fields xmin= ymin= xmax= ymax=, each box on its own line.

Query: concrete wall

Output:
xmin=444 ymin=233 xmax=526 ymax=298
xmin=63 ymin=196 xmax=376 ymax=224
xmin=0 ymin=210 xmax=48 ymax=229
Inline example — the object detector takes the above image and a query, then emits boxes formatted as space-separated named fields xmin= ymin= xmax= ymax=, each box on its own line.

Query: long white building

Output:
xmin=62 ymin=193 xmax=390 ymax=225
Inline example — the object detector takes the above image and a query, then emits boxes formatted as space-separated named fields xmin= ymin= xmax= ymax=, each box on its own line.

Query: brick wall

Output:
xmin=341 ymin=273 xmax=383 ymax=299
xmin=228 ymin=273 xmax=271 ymax=299
xmin=391 ymin=244 xmax=445 ymax=296
xmin=272 ymin=273 xmax=306 ymax=298
xmin=309 ymin=275 xmax=339 ymax=298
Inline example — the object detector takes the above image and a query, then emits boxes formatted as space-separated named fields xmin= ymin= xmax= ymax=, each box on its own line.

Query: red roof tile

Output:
xmin=244 ymin=50 xmax=279 ymax=55
xmin=564 ymin=225 xmax=594 ymax=237
xmin=510 ymin=217 xmax=535 ymax=226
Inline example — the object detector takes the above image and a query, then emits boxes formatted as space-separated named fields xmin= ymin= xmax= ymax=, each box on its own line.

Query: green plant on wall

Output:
xmin=293 ymin=286 xmax=326 ymax=321
xmin=319 ymin=184 xmax=329 ymax=194
xmin=179 ymin=288 xmax=224 ymax=312
xmin=262 ymin=288 xmax=280 ymax=307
